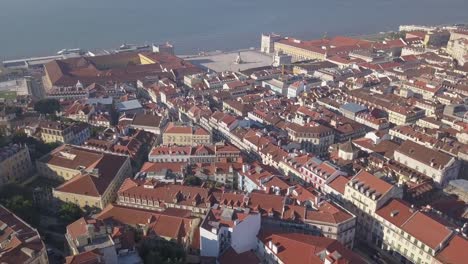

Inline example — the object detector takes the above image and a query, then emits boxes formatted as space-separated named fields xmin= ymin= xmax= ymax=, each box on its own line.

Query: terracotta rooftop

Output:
xmin=435 ymin=234 xmax=468 ymax=264
xmin=218 ymin=247 xmax=260 ymax=264
xmin=54 ymin=152 xmax=129 ymax=197
xmin=164 ymin=122 xmax=193 ymax=134
xmin=44 ymin=52 xmax=194 ymax=87
xmin=0 ymin=206 xmax=46 ymax=264
xmin=65 ymin=250 xmax=103 ymax=264
xmin=139 ymin=162 xmax=187 ymax=174
xmin=118 ymin=178 xmax=215 ymax=208
xmin=131 ymin=113 xmax=162 ymax=127
xmin=376 ymin=199 xmax=415 ymax=228
xmin=248 ymin=191 xmax=285 ymax=218
xmin=258 ymin=231 xmax=363 ymax=264
xmin=305 ymin=201 xmax=354 ymax=224
xmin=401 ymin=211 xmax=452 ymax=250
xmin=202 ymin=208 xmax=252 ymax=231
xmin=396 ymin=140 xmax=452 ymax=169
xmin=327 ymin=175 xmax=350 ymax=195
xmin=40 ymin=145 xmax=103 ymax=170
xmin=348 ymin=170 xmax=394 ymax=196
xmin=96 ymin=204 xmax=193 ymax=241
xmin=66 ymin=217 xmax=102 ymax=241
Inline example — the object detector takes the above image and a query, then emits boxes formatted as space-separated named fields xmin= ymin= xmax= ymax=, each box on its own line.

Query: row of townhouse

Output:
xmin=278 ymin=154 xmax=347 ymax=188
xmin=322 ymin=169 xmax=468 ymax=264
xmin=148 ymin=144 xmax=242 ymax=164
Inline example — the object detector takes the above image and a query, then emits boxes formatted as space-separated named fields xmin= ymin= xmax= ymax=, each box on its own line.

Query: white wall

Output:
xmin=200 ymin=226 xmax=220 ymax=257
xmin=231 ymin=213 xmax=261 ymax=254
xmin=100 ymin=245 xmax=118 ymax=264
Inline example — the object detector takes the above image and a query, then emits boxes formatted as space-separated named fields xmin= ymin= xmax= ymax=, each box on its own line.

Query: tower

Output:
xmin=234 ymin=52 xmax=243 ymax=64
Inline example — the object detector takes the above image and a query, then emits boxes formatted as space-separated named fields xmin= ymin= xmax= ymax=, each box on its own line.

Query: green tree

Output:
xmin=11 ymin=132 xmax=60 ymax=160
xmin=0 ymin=184 xmax=39 ymax=226
xmin=34 ymin=99 xmax=60 ymax=115
xmin=58 ymin=202 xmax=84 ymax=224
xmin=0 ymin=131 xmax=10 ymax=147
xmin=3 ymin=106 xmax=22 ymax=116
xmin=11 ymin=131 xmax=29 ymax=144
xmin=138 ymin=238 xmax=185 ymax=264
xmin=184 ymin=176 xmax=202 ymax=186
xmin=90 ymin=125 xmax=105 ymax=138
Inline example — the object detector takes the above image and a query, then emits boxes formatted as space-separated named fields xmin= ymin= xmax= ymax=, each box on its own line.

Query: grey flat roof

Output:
xmin=340 ymin=102 xmax=367 ymax=113
xmin=449 ymin=179 xmax=468 ymax=193
xmin=116 ymin=99 xmax=142 ymax=111
xmin=87 ymin=97 xmax=113 ymax=105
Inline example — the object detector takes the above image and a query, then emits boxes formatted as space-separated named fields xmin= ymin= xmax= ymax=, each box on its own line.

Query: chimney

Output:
xmin=242 ymin=164 xmax=250 ymax=173
xmin=271 ymin=242 xmax=279 ymax=254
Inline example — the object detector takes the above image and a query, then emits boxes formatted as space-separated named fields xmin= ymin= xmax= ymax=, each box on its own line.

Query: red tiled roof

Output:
xmin=248 ymin=192 xmax=285 ymax=218
xmin=401 ymin=211 xmax=452 ymax=249
xmin=140 ymin=162 xmax=187 ymax=174
xmin=219 ymin=247 xmax=260 ymax=264
xmin=118 ymin=178 xmax=214 ymax=208
xmin=305 ymin=201 xmax=353 ymax=224
xmin=436 ymin=234 xmax=468 ymax=264
xmin=41 ymin=145 xmax=103 ymax=170
xmin=55 ymin=153 xmax=129 ymax=197
xmin=96 ymin=204 xmax=193 ymax=241
xmin=0 ymin=206 xmax=46 ymax=264
xmin=350 ymin=170 xmax=393 ymax=195
xmin=150 ymin=145 xmax=192 ymax=155
xmin=258 ymin=231 xmax=362 ymax=264
xmin=376 ymin=199 xmax=414 ymax=227
xmin=396 ymin=140 xmax=452 ymax=169
xmin=65 ymin=250 xmax=103 ymax=264
xmin=327 ymin=175 xmax=350 ymax=195
xmin=164 ymin=122 xmax=192 ymax=134
xmin=67 ymin=217 xmax=102 ymax=241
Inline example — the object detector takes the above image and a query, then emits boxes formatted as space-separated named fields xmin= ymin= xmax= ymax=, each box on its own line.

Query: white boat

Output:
xmin=57 ymin=48 xmax=82 ymax=55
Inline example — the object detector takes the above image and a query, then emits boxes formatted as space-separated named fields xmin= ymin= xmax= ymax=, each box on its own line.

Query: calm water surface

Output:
xmin=0 ymin=0 xmax=467 ymax=59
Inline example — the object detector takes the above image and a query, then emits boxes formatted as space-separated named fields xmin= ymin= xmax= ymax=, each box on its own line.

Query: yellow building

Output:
xmin=343 ymin=170 xmax=403 ymax=242
xmin=37 ymin=145 xmax=131 ymax=209
xmin=374 ymin=199 xmax=460 ymax=264
xmin=285 ymin=123 xmax=334 ymax=154
xmin=0 ymin=144 xmax=33 ymax=186
xmin=274 ymin=40 xmax=327 ymax=62
xmin=162 ymin=122 xmax=211 ymax=146
xmin=387 ymin=106 xmax=425 ymax=125
xmin=448 ymin=39 xmax=468 ymax=66
xmin=39 ymin=121 xmax=90 ymax=145
xmin=273 ymin=36 xmax=371 ymax=62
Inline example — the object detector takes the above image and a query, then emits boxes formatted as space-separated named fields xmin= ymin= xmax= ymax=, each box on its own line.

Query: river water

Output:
xmin=1 ymin=0 xmax=467 ymax=59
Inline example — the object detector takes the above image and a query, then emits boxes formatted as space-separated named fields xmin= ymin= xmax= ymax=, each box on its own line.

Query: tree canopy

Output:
xmin=58 ymin=202 xmax=84 ymax=224
xmin=184 ymin=175 xmax=202 ymax=186
xmin=0 ymin=184 xmax=39 ymax=226
xmin=11 ymin=131 xmax=60 ymax=160
xmin=34 ymin=99 xmax=60 ymax=115
xmin=138 ymin=238 xmax=185 ymax=264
